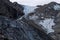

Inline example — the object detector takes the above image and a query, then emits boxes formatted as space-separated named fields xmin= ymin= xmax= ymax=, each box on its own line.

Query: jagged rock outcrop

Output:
xmin=0 ymin=16 xmax=54 ymax=40
xmin=0 ymin=0 xmax=24 ymax=19
xmin=24 ymin=2 xmax=60 ymax=40
xmin=37 ymin=2 xmax=60 ymax=37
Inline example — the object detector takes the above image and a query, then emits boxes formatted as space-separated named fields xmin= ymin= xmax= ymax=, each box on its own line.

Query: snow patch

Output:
xmin=54 ymin=4 xmax=60 ymax=10
xmin=39 ymin=18 xmax=55 ymax=34
xmin=23 ymin=5 xmax=38 ymax=15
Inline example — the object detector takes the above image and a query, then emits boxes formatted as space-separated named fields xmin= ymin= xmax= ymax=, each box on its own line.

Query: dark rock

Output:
xmin=0 ymin=16 xmax=44 ymax=40
xmin=0 ymin=0 xmax=24 ymax=19
xmin=24 ymin=2 xmax=60 ymax=40
xmin=35 ymin=2 xmax=60 ymax=18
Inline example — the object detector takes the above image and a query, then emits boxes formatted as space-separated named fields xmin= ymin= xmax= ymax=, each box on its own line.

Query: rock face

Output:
xmin=0 ymin=16 xmax=54 ymax=40
xmin=0 ymin=0 xmax=24 ymax=19
xmin=35 ymin=2 xmax=60 ymax=34
xmin=25 ymin=2 xmax=60 ymax=40
xmin=0 ymin=0 xmax=60 ymax=40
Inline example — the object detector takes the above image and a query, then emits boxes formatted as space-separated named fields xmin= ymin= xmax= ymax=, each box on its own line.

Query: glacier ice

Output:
xmin=23 ymin=5 xmax=38 ymax=15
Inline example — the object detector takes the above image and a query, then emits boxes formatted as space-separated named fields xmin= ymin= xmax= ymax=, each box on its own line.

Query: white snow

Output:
xmin=39 ymin=18 xmax=55 ymax=34
xmin=23 ymin=5 xmax=38 ymax=15
xmin=54 ymin=4 xmax=60 ymax=10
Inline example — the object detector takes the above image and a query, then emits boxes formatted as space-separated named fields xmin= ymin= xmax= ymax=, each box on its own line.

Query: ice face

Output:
xmin=23 ymin=5 xmax=38 ymax=15
xmin=54 ymin=4 xmax=60 ymax=10
xmin=39 ymin=18 xmax=55 ymax=34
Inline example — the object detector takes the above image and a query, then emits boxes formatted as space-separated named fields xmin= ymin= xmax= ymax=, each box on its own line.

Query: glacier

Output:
xmin=23 ymin=5 xmax=38 ymax=15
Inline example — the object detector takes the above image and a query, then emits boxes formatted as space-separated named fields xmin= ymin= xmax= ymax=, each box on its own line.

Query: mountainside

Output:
xmin=0 ymin=0 xmax=60 ymax=40
xmin=23 ymin=2 xmax=60 ymax=40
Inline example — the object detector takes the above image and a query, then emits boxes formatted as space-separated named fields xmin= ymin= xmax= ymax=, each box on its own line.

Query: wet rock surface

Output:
xmin=0 ymin=0 xmax=60 ymax=40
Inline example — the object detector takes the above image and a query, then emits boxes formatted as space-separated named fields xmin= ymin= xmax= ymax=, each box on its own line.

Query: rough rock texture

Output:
xmin=25 ymin=2 xmax=60 ymax=40
xmin=0 ymin=0 xmax=60 ymax=40
xmin=37 ymin=2 xmax=60 ymax=40
xmin=0 ymin=16 xmax=54 ymax=40
xmin=0 ymin=0 xmax=24 ymax=19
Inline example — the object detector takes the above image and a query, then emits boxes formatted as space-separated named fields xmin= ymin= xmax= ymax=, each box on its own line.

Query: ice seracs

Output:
xmin=39 ymin=18 xmax=55 ymax=34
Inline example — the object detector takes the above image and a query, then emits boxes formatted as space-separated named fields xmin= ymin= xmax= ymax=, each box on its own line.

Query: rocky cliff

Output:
xmin=0 ymin=0 xmax=24 ymax=19
xmin=0 ymin=0 xmax=60 ymax=40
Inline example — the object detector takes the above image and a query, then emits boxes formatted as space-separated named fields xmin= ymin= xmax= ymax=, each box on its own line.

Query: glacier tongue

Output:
xmin=23 ymin=5 xmax=38 ymax=15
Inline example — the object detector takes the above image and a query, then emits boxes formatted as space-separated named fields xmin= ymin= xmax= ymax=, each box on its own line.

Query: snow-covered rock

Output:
xmin=39 ymin=18 xmax=55 ymax=34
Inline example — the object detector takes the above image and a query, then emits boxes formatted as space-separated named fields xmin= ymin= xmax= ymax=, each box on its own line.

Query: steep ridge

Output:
xmin=23 ymin=2 xmax=60 ymax=40
xmin=0 ymin=0 xmax=24 ymax=19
